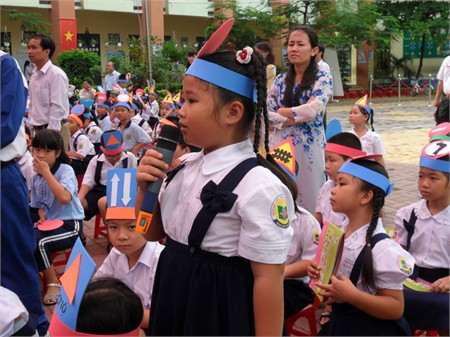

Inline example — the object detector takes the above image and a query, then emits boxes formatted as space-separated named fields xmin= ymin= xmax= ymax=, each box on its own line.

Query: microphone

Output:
xmin=136 ymin=124 xmax=181 ymax=234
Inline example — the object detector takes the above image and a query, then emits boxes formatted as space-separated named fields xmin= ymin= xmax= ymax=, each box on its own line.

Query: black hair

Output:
xmin=357 ymin=105 xmax=375 ymax=132
xmin=188 ymin=50 xmax=197 ymax=57
xmin=254 ymin=41 xmax=275 ymax=65
xmin=83 ymin=79 xmax=92 ymax=85
xmin=283 ymin=25 xmax=319 ymax=108
xmin=24 ymin=124 xmax=31 ymax=138
xmin=23 ymin=60 xmax=30 ymax=73
xmin=118 ymin=73 xmax=128 ymax=81
xmin=351 ymin=159 xmax=389 ymax=291
xmin=30 ymin=34 xmax=56 ymax=59
xmin=32 ymin=129 xmax=70 ymax=164
xmin=76 ymin=277 xmax=143 ymax=335
xmin=327 ymin=132 xmax=362 ymax=160
xmin=317 ymin=44 xmax=325 ymax=58
xmin=197 ymin=50 xmax=298 ymax=205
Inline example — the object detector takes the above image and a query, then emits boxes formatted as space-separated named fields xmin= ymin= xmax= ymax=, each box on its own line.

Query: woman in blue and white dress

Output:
xmin=268 ymin=25 xmax=332 ymax=213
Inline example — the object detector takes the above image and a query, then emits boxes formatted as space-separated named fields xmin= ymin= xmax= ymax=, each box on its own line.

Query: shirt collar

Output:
xmin=416 ymin=199 xmax=450 ymax=225
xmin=201 ymin=139 xmax=255 ymax=175
xmin=39 ymin=59 xmax=53 ymax=74
xmin=70 ymin=130 xmax=82 ymax=139
xmin=135 ymin=242 xmax=158 ymax=268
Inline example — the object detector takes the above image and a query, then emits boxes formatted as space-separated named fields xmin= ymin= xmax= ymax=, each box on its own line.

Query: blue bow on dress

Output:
xmin=200 ymin=180 xmax=238 ymax=213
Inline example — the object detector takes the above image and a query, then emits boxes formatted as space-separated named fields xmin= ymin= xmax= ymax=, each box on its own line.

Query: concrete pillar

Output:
xmin=269 ymin=0 xmax=289 ymax=67
xmin=50 ymin=0 xmax=76 ymax=59
xmin=140 ymin=0 xmax=164 ymax=43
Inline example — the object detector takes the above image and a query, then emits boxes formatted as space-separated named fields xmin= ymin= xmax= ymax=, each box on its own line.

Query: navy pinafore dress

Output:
xmin=318 ymin=233 xmax=411 ymax=336
xmin=149 ymin=158 xmax=259 ymax=336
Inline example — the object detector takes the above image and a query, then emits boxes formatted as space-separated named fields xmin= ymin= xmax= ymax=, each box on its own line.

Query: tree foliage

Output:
xmin=7 ymin=10 xmax=50 ymax=35
xmin=376 ymin=0 xmax=449 ymax=78
xmin=56 ymin=50 xmax=101 ymax=88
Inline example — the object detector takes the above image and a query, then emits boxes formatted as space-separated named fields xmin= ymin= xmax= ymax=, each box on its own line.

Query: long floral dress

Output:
xmin=268 ymin=68 xmax=333 ymax=213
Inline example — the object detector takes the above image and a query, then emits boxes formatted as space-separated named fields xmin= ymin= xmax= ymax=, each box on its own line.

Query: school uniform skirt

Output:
xmin=149 ymin=237 xmax=255 ymax=336
xmin=318 ymin=302 xmax=410 ymax=336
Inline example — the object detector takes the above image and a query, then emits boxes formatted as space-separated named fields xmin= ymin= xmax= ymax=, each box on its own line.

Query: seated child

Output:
xmin=141 ymin=88 xmax=159 ymax=128
xmin=82 ymin=110 xmax=103 ymax=154
xmin=130 ymin=100 xmax=153 ymax=135
xmin=66 ymin=105 xmax=96 ymax=175
xmin=315 ymin=132 xmax=366 ymax=229
xmin=94 ymin=168 xmax=164 ymax=330
xmin=78 ymin=130 xmax=138 ymax=221
xmin=395 ymin=136 xmax=449 ymax=334
xmin=114 ymin=95 xmax=152 ymax=157
xmin=30 ymin=129 xmax=84 ymax=306
xmin=349 ymin=94 xmax=386 ymax=166
xmin=95 ymin=98 xmax=113 ymax=132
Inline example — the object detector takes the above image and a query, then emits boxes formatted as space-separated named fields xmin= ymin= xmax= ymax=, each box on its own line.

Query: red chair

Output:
xmin=94 ymin=213 xmax=107 ymax=239
xmin=40 ymin=248 xmax=72 ymax=293
xmin=414 ymin=330 xmax=439 ymax=336
xmin=285 ymin=304 xmax=318 ymax=336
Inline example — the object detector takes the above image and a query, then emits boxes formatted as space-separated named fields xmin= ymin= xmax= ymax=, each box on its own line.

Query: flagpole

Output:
xmin=144 ymin=0 xmax=153 ymax=87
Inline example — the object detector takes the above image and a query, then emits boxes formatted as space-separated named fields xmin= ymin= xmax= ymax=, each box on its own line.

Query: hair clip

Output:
xmin=236 ymin=46 xmax=253 ymax=64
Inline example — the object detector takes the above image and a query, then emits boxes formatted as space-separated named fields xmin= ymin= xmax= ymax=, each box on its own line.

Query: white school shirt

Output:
xmin=131 ymin=114 xmax=152 ymax=134
xmin=69 ymin=130 xmax=95 ymax=158
xmin=120 ymin=121 xmax=152 ymax=152
xmin=159 ymin=139 xmax=295 ymax=264
xmin=338 ymin=221 xmax=415 ymax=294
xmin=97 ymin=114 xmax=113 ymax=132
xmin=286 ymin=206 xmax=321 ymax=265
xmin=94 ymin=242 xmax=165 ymax=308
xmin=436 ymin=55 xmax=450 ymax=95
xmin=395 ymin=199 xmax=450 ymax=270
xmin=17 ymin=150 xmax=34 ymax=192
xmin=81 ymin=152 xmax=138 ymax=188
xmin=315 ymin=180 xmax=349 ymax=230
xmin=83 ymin=121 xmax=103 ymax=145
xmin=349 ymin=128 xmax=386 ymax=156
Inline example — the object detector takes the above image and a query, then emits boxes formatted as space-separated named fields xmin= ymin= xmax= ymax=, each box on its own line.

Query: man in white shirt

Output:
xmin=27 ymin=34 xmax=70 ymax=150
xmin=434 ymin=55 xmax=450 ymax=124
xmin=103 ymin=61 xmax=120 ymax=96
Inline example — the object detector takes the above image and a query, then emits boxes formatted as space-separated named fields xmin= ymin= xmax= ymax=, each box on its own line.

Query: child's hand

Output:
xmin=32 ymin=157 xmax=50 ymax=175
xmin=317 ymin=272 xmax=358 ymax=304
xmin=430 ymin=275 xmax=450 ymax=293
xmin=307 ymin=260 xmax=321 ymax=280
xmin=136 ymin=149 xmax=170 ymax=190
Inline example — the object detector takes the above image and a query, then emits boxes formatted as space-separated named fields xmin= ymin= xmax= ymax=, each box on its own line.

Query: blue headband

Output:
xmin=186 ymin=58 xmax=257 ymax=102
xmin=114 ymin=102 xmax=131 ymax=110
xmin=420 ymin=156 xmax=450 ymax=173
xmin=118 ymin=79 xmax=129 ymax=83
xmin=97 ymin=102 xmax=110 ymax=109
xmin=339 ymin=161 xmax=394 ymax=195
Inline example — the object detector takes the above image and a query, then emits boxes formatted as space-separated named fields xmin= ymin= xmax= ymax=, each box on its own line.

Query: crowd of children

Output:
xmin=3 ymin=18 xmax=448 ymax=337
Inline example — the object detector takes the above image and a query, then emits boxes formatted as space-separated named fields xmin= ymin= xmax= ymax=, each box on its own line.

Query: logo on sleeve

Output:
xmin=271 ymin=194 xmax=289 ymax=228
xmin=398 ymin=257 xmax=412 ymax=275
xmin=313 ymin=230 xmax=320 ymax=245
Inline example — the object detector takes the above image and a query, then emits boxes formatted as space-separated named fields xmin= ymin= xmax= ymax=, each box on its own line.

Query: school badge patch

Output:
xmin=313 ymin=230 xmax=320 ymax=245
xmin=398 ymin=256 xmax=412 ymax=275
xmin=271 ymin=195 xmax=289 ymax=228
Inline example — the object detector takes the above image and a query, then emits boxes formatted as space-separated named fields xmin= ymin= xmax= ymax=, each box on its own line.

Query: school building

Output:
xmin=0 ymin=0 xmax=447 ymax=91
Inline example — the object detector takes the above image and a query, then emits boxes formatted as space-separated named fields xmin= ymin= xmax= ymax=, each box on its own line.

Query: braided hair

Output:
xmin=283 ymin=25 xmax=319 ymax=108
xmin=351 ymin=159 xmax=389 ymax=291
xmin=199 ymin=50 xmax=298 ymax=205
xmin=357 ymin=106 xmax=375 ymax=132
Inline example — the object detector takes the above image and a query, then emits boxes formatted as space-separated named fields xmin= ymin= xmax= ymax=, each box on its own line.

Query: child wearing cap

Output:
xmin=349 ymin=94 xmax=386 ymax=166
xmin=108 ymin=86 xmax=121 ymax=104
xmin=395 ymin=130 xmax=449 ymax=334
xmin=94 ymin=168 xmax=164 ymax=331
xmin=141 ymin=88 xmax=159 ymax=128
xmin=130 ymin=100 xmax=152 ymax=135
xmin=315 ymin=131 xmax=366 ymax=229
xmin=309 ymin=158 xmax=413 ymax=335
xmin=117 ymin=74 xmax=130 ymax=94
xmin=82 ymin=110 xmax=103 ymax=155
xmin=78 ymin=130 xmax=138 ymax=222
xmin=114 ymin=97 xmax=151 ymax=157
xmin=67 ymin=105 xmax=96 ymax=175
xmin=96 ymin=100 xmax=113 ymax=132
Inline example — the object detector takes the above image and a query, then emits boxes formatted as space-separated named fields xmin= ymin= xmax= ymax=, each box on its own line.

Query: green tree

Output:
xmin=7 ymin=10 xmax=51 ymax=36
xmin=377 ymin=0 xmax=449 ymax=78
xmin=56 ymin=50 xmax=101 ymax=88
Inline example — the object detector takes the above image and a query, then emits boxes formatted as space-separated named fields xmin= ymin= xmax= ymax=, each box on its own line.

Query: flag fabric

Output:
xmin=59 ymin=19 xmax=77 ymax=51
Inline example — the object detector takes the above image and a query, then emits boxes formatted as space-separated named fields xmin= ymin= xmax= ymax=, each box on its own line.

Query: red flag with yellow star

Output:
xmin=59 ymin=19 xmax=77 ymax=51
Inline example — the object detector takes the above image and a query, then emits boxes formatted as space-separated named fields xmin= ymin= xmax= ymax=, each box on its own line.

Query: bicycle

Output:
xmin=409 ymin=78 xmax=435 ymax=97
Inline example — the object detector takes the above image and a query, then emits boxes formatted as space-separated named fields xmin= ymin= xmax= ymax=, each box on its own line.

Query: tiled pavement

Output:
xmin=41 ymin=95 xmax=438 ymax=333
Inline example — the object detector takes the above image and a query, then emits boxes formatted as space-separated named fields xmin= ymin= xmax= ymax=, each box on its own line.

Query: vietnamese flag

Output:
xmin=59 ymin=19 xmax=77 ymax=51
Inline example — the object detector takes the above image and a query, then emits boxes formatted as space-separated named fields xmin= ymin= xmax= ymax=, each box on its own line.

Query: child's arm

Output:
xmin=317 ymin=272 xmax=405 ymax=320
xmin=314 ymin=212 xmax=323 ymax=227
xmin=33 ymin=157 xmax=72 ymax=204
xmin=131 ymin=143 xmax=146 ymax=157
xmin=67 ymin=151 xmax=84 ymax=160
xmin=374 ymin=155 xmax=385 ymax=167
xmin=140 ymin=308 xmax=150 ymax=329
xmin=251 ymin=261 xmax=285 ymax=336
xmin=284 ymin=260 xmax=311 ymax=279
xmin=78 ymin=184 xmax=91 ymax=209
xmin=430 ymin=275 xmax=450 ymax=293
